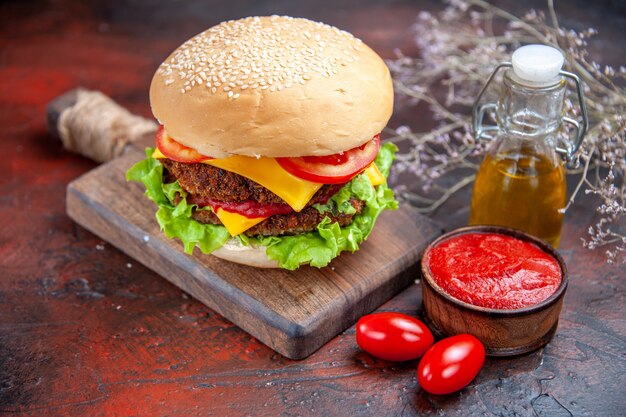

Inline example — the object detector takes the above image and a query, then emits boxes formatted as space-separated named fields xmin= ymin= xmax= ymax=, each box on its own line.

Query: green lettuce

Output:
xmin=126 ymin=149 xmax=232 ymax=254
xmin=126 ymin=143 xmax=398 ymax=270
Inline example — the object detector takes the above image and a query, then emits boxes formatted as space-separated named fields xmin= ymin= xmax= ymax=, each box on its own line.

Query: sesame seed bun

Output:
xmin=149 ymin=16 xmax=394 ymax=158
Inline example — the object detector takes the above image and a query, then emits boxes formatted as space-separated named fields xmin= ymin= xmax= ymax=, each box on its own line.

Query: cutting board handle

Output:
xmin=46 ymin=88 xmax=157 ymax=163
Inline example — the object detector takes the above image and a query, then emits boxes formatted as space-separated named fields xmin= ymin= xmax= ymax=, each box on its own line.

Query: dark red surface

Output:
xmin=1 ymin=1 xmax=625 ymax=416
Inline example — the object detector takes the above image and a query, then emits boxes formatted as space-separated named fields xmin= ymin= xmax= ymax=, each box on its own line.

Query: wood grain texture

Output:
xmin=422 ymin=280 xmax=563 ymax=355
xmin=66 ymin=144 xmax=441 ymax=359
xmin=420 ymin=226 xmax=568 ymax=356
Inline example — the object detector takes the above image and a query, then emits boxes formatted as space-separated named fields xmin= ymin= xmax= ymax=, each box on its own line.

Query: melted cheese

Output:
xmin=214 ymin=208 xmax=267 ymax=237
xmin=152 ymin=149 xmax=322 ymax=212
xmin=205 ymin=156 xmax=322 ymax=212
xmin=152 ymin=147 xmax=167 ymax=159
xmin=364 ymin=163 xmax=385 ymax=186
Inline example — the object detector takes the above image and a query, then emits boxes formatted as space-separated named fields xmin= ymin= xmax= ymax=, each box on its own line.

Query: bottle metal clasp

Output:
xmin=472 ymin=61 xmax=589 ymax=161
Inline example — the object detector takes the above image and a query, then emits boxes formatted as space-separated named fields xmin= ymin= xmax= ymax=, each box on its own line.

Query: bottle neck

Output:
xmin=497 ymin=70 xmax=566 ymax=140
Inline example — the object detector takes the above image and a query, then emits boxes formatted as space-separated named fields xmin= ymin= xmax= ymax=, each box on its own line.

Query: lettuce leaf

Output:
xmin=126 ymin=149 xmax=231 ymax=254
xmin=126 ymin=143 xmax=398 ymax=270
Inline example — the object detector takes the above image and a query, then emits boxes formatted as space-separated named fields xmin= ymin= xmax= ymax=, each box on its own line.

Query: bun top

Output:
xmin=150 ymin=16 xmax=393 ymax=158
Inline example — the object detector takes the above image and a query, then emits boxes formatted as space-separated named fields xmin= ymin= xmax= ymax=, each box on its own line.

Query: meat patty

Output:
xmin=162 ymin=158 xmax=365 ymax=236
xmin=161 ymin=158 xmax=342 ymax=205
xmin=191 ymin=198 xmax=365 ymax=236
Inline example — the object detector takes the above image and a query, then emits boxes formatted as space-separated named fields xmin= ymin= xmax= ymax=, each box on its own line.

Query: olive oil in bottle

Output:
xmin=470 ymin=45 xmax=588 ymax=248
xmin=469 ymin=151 xmax=566 ymax=247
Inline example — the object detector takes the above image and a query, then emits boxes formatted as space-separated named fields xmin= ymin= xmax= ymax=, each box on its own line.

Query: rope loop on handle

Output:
xmin=58 ymin=90 xmax=157 ymax=163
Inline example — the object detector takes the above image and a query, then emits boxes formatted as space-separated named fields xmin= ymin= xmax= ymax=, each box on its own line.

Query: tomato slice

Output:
xmin=276 ymin=135 xmax=381 ymax=184
xmin=187 ymin=195 xmax=294 ymax=218
xmin=156 ymin=125 xmax=213 ymax=163
xmin=187 ymin=184 xmax=342 ymax=218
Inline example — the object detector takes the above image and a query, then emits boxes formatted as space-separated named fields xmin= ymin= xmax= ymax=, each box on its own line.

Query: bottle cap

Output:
xmin=512 ymin=44 xmax=564 ymax=86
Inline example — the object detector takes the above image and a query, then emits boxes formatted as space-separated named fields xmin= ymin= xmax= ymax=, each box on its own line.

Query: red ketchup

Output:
xmin=426 ymin=233 xmax=561 ymax=309
xmin=187 ymin=196 xmax=293 ymax=218
xmin=186 ymin=184 xmax=342 ymax=218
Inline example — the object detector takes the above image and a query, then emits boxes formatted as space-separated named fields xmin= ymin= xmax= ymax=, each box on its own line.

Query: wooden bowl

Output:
xmin=420 ymin=226 xmax=568 ymax=356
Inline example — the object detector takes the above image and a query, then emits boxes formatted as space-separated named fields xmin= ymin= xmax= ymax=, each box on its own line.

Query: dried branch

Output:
xmin=388 ymin=0 xmax=625 ymax=263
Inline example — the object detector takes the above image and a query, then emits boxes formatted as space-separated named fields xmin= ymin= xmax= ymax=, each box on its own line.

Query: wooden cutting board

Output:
xmin=55 ymin=90 xmax=442 ymax=359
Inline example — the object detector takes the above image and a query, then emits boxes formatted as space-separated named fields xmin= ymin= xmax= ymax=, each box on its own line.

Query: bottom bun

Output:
xmin=211 ymin=238 xmax=279 ymax=268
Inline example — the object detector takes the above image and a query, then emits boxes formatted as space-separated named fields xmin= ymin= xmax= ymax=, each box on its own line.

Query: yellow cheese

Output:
xmin=152 ymin=149 xmax=321 ymax=212
xmin=152 ymin=148 xmax=166 ymax=159
xmin=205 ymin=156 xmax=322 ymax=212
xmin=364 ymin=163 xmax=385 ymax=186
xmin=214 ymin=208 xmax=267 ymax=237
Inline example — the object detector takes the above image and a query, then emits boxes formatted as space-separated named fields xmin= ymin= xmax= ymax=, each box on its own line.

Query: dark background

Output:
xmin=1 ymin=1 xmax=624 ymax=416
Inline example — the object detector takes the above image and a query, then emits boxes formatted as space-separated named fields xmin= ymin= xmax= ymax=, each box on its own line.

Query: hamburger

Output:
xmin=127 ymin=16 xmax=398 ymax=269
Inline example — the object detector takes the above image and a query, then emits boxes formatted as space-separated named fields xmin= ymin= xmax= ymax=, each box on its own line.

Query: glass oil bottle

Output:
xmin=469 ymin=45 xmax=588 ymax=247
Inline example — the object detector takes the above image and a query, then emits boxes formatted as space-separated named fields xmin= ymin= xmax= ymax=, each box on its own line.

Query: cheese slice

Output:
xmin=154 ymin=148 xmax=385 ymax=188
xmin=152 ymin=149 xmax=322 ymax=212
xmin=205 ymin=156 xmax=322 ymax=212
xmin=214 ymin=208 xmax=267 ymax=237
xmin=364 ymin=163 xmax=385 ymax=186
xmin=152 ymin=147 xmax=167 ymax=159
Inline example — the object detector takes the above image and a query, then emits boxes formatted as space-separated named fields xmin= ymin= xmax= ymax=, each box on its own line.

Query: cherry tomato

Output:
xmin=417 ymin=334 xmax=485 ymax=395
xmin=356 ymin=312 xmax=434 ymax=361
xmin=156 ymin=125 xmax=213 ymax=163
xmin=277 ymin=135 xmax=380 ymax=184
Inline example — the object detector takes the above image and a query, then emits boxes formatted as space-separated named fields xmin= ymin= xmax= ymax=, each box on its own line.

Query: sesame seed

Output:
xmin=157 ymin=16 xmax=362 ymax=97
